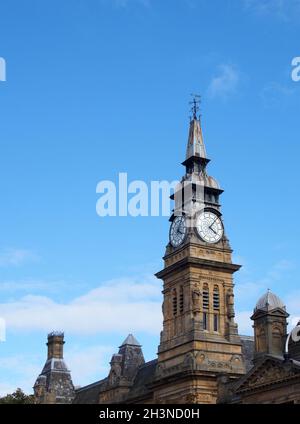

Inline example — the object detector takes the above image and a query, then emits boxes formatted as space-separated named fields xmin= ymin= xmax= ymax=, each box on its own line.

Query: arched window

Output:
xmin=257 ymin=328 xmax=267 ymax=352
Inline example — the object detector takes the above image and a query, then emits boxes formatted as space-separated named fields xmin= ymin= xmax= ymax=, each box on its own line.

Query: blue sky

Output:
xmin=0 ymin=0 xmax=300 ymax=395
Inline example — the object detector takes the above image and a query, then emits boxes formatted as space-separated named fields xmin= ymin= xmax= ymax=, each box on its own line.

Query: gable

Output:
xmin=251 ymin=308 xmax=289 ymax=321
xmin=235 ymin=358 xmax=300 ymax=394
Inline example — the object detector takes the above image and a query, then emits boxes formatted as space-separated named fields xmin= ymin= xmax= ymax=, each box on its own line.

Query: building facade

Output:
xmin=34 ymin=110 xmax=300 ymax=404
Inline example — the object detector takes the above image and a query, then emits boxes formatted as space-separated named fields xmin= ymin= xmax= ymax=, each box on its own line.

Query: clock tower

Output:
xmin=153 ymin=102 xmax=246 ymax=404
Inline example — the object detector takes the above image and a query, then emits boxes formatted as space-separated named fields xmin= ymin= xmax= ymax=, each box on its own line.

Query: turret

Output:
xmin=33 ymin=332 xmax=75 ymax=404
xmin=99 ymin=334 xmax=145 ymax=403
xmin=251 ymin=291 xmax=289 ymax=362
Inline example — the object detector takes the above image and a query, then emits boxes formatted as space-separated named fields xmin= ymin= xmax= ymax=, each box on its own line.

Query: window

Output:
xmin=214 ymin=314 xmax=219 ymax=332
xmin=172 ymin=289 xmax=178 ymax=316
xmin=213 ymin=286 xmax=220 ymax=310
xmin=203 ymin=312 xmax=208 ymax=330
xmin=203 ymin=285 xmax=209 ymax=309
xmin=179 ymin=286 xmax=184 ymax=314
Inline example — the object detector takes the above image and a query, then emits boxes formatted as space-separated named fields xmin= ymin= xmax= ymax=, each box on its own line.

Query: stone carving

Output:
xmin=208 ymin=360 xmax=231 ymax=370
xmin=227 ymin=289 xmax=235 ymax=320
xmin=183 ymin=352 xmax=196 ymax=369
xmin=108 ymin=354 xmax=122 ymax=386
xmin=196 ymin=352 xmax=206 ymax=364
xmin=155 ymin=362 xmax=166 ymax=378
xmin=230 ymin=355 xmax=243 ymax=370
xmin=109 ymin=369 xmax=120 ymax=386
xmin=192 ymin=289 xmax=202 ymax=312
xmin=186 ymin=393 xmax=211 ymax=404
xmin=241 ymin=364 xmax=297 ymax=391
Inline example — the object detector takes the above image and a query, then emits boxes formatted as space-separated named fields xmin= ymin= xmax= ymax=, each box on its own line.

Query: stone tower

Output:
xmin=154 ymin=108 xmax=246 ymax=404
xmin=33 ymin=332 xmax=75 ymax=404
xmin=251 ymin=290 xmax=289 ymax=362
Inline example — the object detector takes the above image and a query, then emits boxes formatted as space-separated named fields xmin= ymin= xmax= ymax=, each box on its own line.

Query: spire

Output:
xmin=185 ymin=94 xmax=207 ymax=161
xmin=186 ymin=117 xmax=207 ymax=161
xmin=120 ymin=334 xmax=141 ymax=347
xmin=183 ymin=96 xmax=210 ymax=174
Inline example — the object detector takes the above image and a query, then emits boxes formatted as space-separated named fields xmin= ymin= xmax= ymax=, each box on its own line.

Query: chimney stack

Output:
xmin=47 ymin=331 xmax=65 ymax=360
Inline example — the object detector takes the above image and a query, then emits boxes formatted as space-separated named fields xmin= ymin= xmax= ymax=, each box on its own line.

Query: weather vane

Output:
xmin=189 ymin=94 xmax=201 ymax=120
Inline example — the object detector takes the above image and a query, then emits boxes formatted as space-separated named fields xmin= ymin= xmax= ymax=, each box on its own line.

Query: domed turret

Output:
xmin=251 ymin=291 xmax=289 ymax=362
xmin=255 ymin=290 xmax=285 ymax=312
xmin=206 ymin=175 xmax=220 ymax=190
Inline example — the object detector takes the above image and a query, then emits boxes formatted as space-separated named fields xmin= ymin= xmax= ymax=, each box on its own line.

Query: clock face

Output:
xmin=196 ymin=211 xmax=223 ymax=244
xmin=169 ymin=216 xmax=187 ymax=248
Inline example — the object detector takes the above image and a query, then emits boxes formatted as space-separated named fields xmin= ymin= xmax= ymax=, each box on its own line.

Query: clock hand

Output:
xmin=209 ymin=216 xmax=218 ymax=228
xmin=210 ymin=226 xmax=217 ymax=235
xmin=209 ymin=217 xmax=218 ymax=233
xmin=177 ymin=224 xmax=185 ymax=234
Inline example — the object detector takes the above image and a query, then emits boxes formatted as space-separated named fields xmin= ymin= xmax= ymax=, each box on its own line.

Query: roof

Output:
xmin=126 ymin=359 xmax=157 ymax=401
xmin=72 ymin=359 xmax=157 ymax=404
xmin=120 ymin=334 xmax=141 ymax=347
xmin=73 ymin=379 xmax=107 ymax=404
xmin=255 ymin=290 xmax=285 ymax=312
xmin=41 ymin=358 xmax=70 ymax=374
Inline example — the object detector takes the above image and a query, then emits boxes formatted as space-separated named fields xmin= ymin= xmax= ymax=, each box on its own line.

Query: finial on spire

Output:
xmin=189 ymin=94 xmax=201 ymax=121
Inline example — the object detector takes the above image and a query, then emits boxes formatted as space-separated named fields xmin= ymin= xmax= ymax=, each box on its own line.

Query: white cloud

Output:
xmin=236 ymin=310 xmax=253 ymax=335
xmin=0 ymin=248 xmax=38 ymax=267
xmin=0 ymin=383 xmax=23 ymax=398
xmin=0 ymin=353 xmax=42 ymax=396
xmin=0 ymin=276 xmax=162 ymax=335
xmin=0 ymin=345 xmax=115 ymax=396
xmin=283 ymin=290 xmax=300 ymax=328
xmin=207 ymin=64 xmax=240 ymax=100
xmin=66 ymin=345 xmax=115 ymax=387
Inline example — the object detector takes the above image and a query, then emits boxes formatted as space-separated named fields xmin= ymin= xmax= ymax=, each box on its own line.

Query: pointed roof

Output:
xmin=186 ymin=118 xmax=207 ymax=160
xmin=255 ymin=290 xmax=285 ymax=312
xmin=120 ymin=334 xmax=141 ymax=347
